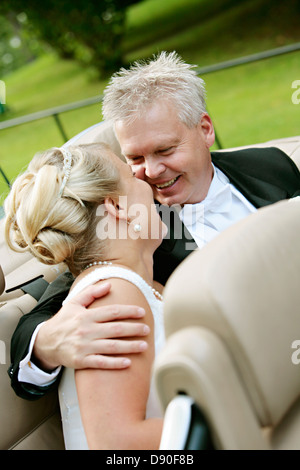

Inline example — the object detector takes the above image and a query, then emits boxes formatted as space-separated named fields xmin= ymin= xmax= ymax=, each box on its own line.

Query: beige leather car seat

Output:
xmin=154 ymin=196 xmax=300 ymax=450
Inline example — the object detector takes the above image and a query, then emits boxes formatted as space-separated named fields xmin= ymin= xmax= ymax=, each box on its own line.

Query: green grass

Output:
xmin=0 ymin=0 xmax=299 ymax=203
xmin=205 ymin=52 xmax=300 ymax=149
xmin=3 ymin=53 xmax=104 ymax=119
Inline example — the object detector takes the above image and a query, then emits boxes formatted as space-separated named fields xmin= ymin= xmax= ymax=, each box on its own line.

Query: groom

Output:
xmin=9 ymin=52 xmax=300 ymax=399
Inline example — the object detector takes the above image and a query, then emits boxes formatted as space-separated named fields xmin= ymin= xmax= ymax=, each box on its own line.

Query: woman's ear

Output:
xmin=104 ymin=197 xmax=128 ymax=222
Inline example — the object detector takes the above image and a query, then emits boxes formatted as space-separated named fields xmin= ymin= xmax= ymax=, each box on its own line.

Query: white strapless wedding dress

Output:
xmin=58 ymin=266 xmax=165 ymax=450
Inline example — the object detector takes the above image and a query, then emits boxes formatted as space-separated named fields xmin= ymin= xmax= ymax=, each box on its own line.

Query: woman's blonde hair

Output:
xmin=5 ymin=143 xmax=120 ymax=276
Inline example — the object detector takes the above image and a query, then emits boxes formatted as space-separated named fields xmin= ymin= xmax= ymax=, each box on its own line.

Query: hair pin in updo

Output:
xmin=58 ymin=147 xmax=73 ymax=198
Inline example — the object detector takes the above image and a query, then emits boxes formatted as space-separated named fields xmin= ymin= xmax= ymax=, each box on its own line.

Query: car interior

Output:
xmin=0 ymin=121 xmax=299 ymax=449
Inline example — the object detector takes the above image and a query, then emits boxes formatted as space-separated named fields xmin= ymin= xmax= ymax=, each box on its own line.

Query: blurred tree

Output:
xmin=0 ymin=13 xmax=45 ymax=77
xmin=0 ymin=0 xmax=141 ymax=77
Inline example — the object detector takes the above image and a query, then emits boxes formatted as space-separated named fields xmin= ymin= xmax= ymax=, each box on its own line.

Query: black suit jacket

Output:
xmin=9 ymin=147 xmax=300 ymax=399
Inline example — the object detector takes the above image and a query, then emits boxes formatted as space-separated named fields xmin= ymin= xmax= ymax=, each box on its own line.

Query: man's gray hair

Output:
xmin=102 ymin=51 xmax=207 ymax=128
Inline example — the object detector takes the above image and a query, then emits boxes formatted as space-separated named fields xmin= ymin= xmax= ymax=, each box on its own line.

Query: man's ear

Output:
xmin=198 ymin=113 xmax=215 ymax=148
xmin=104 ymin=197 xmax=128 ymax=222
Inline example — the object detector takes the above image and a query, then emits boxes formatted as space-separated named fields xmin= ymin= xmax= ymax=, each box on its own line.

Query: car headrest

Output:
xmin=65 ymin=120 xmax=124 ymax=160
xmin=163 ymin=197 xmax=300 ymax=427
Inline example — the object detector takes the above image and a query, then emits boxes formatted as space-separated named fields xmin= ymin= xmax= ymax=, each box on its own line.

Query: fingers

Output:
xmin=92 ymin=339 xmax=148 ymax=355
xmin=92 ymin=321 xmax=150 ymax=340
xmin=81 ymin=355 xmax=133 ymax=370
xmin=51 ymin=284 xmax=150 ymax=371
xmin=70 ymin=284 xmax=147 ymax=323
xmin=91 ymin=304 xmax=146 ymax=323
xmin=72 ymin=337 xmax=148 ymax=370
xmin=70 ymin=282 xmax=112 ymax=308
xmin=75 ymin=339 xmax=149 ymax=370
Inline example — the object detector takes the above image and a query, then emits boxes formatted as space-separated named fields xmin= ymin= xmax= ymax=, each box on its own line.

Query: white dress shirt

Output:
xmin=179 ymin=164 xmax=256 ymax=249
xmin=19 ymin=164 xmax=256 ymax=386
xmin=18 ymin=322 xmax=62 ymax=386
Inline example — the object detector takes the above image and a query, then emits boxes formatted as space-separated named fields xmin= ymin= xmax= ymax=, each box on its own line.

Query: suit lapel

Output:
xmin=211 ymin=147 xmax=300 ymax=208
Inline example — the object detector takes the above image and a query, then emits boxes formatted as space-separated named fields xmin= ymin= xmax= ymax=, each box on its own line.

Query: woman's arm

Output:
xmin=75 ymin=277 xmax=163 ymax=450
xmin=10 ymin=274 xmax=150 ymax=401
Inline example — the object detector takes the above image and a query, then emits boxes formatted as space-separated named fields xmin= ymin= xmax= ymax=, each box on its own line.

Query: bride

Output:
xmin=5 ymin=143 xmax=167 ymax=449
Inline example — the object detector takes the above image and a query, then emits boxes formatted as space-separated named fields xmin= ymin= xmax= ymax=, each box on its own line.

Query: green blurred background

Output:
xmin=0 ymin=0 xmax=299 ymax=204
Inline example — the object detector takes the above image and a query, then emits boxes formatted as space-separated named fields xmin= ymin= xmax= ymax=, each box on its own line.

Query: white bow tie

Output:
xmin=180 ymin=184 xmax=233 ymax=227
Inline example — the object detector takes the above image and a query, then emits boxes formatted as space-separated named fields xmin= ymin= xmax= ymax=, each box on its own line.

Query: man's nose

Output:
xmin=144 ymin=157 xmax=164 ymax=180
xmin=133 ymin=165 xmax=146 ymax=180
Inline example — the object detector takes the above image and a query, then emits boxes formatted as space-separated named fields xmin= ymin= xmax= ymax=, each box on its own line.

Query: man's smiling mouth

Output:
xmin=155 ymin=175 xmax=180 ymax=189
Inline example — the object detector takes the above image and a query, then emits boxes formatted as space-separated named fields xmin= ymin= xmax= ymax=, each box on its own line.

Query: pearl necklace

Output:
xmin=82 ymin=260 xmax=163 ymax=301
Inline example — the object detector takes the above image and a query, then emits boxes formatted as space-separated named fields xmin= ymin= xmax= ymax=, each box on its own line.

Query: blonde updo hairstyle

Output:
xmin=5 ymin=143 xmax=120 ymax=276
